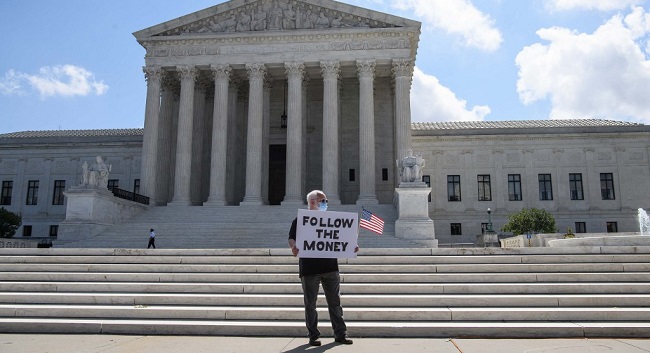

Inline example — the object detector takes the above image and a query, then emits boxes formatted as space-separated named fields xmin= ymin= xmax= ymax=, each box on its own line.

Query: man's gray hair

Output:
xmin=306 ymin=189 xmax=325 ymax=203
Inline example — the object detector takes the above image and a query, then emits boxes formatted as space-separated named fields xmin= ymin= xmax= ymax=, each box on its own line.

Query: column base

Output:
xmin=325 ymin=195 xmax=341 ymax=206
xmin=281 ymin=197 xmax=304 ymax=206
xmin=204 ymin=197 xmax=228 ymax=207
xmin=240 ymin=197 xmax=263 ymax=206
xmin=168 ymin=198 xmax=192 ymax=206
xmin=356 ymin=196 xmax=379 ymax=206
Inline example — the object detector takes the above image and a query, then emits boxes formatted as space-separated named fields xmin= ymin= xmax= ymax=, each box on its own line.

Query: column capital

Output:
xmin=177 ymin=65 xmax=198 ymax=81
xmin=245 ymin=63 xmax=267 ymax=80
xmin=392 ymin=58 xmax=414 ymax=78
xmin=320 ymin=60 xmax=340 ymax=79
xmin=210 ymin=64 xmax=232 ymax=81
xmin=143 ymin=66 xmax=162 ymax=83
xmin=356 ymin=60 xmax=376 ymax=79
xmin=284 ymin=62 xmax=305 ymax=79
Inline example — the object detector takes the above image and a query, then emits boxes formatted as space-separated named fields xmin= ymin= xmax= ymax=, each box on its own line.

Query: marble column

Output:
xmin=170 ymin=65 xmax=197 ymax=205
xmin=392 ymin=58 xmax=414 ymax=163
xmin=225 ymin=80 xmax=240 ymax=204
xmin=320 ymin=61 xmax=341 ymax=205
xmin=282 ymin=62 xmax=305 ymax=205
xmin=140 ymin=66 xmax=162 ymax=202
xmin=155 ymin=73 xmax=177 ymax=204
xmin=206 ymin=64 xmax=231 ymax=206
xmin=262 ymin=77 xmax=272 ymax=204
xmin=190 ymin=77 xmax=208 ymax=205
xmin=356 ymin=60 xmax=379 ymax=205
xmin=241 ymin=63 xmax=267 ymax=205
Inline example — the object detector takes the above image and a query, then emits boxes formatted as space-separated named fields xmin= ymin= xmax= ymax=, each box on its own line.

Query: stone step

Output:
xmin=3 ymin=281 xmax=650 ymax=294
xmin=2 ymin=271 xmax=650 ymax=283
xmin=1 ymin=318 xmax=649 ymax=338
xmin=2 ymin=248 xmax=650 ymax=337
xmin=3 ymin=304 xmax=650 ymax=322
xmin=2 ymin=262 xmax=649 ymax=273
xmin=3 ymin=292 xmax=650 ymax=307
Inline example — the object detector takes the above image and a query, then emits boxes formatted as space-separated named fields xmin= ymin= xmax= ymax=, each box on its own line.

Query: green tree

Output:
xmin=500 ymin=208 xmax=558 ymax=235
xmin=0 ymin=207 xmax=22 ymax=238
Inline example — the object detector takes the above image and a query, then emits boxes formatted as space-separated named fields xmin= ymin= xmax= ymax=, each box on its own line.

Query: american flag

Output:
xmin=359 ymin=208 xmax=384 ymax=235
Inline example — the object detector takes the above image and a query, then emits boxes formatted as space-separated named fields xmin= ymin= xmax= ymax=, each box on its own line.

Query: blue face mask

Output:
xmin=318 ymin=200 xmax=328 ymax=211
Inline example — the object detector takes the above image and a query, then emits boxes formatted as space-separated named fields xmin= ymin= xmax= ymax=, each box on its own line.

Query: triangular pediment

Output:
xmin=133 ymin=0 xmax=420 ymax=40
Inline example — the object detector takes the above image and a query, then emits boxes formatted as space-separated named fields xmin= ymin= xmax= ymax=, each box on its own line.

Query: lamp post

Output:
xmin=484 ymin=207 xmax=498 ymax=247
xmin=487 ymin=207 xmax=493 ymax=233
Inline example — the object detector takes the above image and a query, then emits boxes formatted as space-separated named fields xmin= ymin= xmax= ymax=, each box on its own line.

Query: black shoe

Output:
xmin=335 ymin=335 xmax=353 ymax=345
xmin=309 ymin=338 xmax=321 ymax=346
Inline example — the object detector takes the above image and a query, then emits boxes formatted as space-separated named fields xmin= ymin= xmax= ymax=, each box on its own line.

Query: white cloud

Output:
xmin=0 ymin=65 xmax=109 ymax=98
xmin=411 ymin=67 xmax=490 ymax=122
xmin=393 ymin=0 xmax=503 ymax=52
xmin=546 ymin=0 xmax=643 ymax=12
xmin=515 ymin=6 xmax=650 ymax=122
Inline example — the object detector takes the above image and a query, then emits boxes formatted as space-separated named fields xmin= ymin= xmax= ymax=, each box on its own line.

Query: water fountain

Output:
xmin=639 ymin=208 xmax=650 ymax=235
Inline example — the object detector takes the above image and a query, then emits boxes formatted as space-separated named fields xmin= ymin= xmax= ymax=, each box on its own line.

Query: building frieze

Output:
xmin=143 ymin=31 xmax=415 ymax=58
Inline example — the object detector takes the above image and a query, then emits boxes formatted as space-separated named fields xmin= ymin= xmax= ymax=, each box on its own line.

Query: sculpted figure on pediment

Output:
xmin=301 ymin=9 xmax=314 ymax=29
xmin=315 ymin=12 xmax=330 ymax=29
xmin=198 ymin=20 xmax=224 ymax=33
xmin=222 ymin=14 xmax=237 ymax=32
xmin=268 ymin=2 xmax=283 ymax=30
xmin=236 ymin=11 xmax=251 ymax=31
xmin=283 ymin=4 xmax=297 ymax=30
xmin=331 ymin=16 xmax=343 ymax=28
xmin=251 ymin=5 xmax=267 ymax=31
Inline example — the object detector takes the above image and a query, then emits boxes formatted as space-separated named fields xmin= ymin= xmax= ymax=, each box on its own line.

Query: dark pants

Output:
xmin=300 ymin=271 xmax=347 ymax=339
xmin=147 ymin=238 xmax=155 ymax=249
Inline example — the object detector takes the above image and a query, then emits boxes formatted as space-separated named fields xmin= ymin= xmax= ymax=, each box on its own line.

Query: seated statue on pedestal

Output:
xmin=80 ymin=156 xmax=112 ymax=189
xmin=397 ymin=149 xmax=425 ymax=183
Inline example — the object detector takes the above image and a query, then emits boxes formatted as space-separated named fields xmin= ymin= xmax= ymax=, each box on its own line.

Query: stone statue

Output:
xmin=81 ymin=156 xmax=112 ymax=189
xmin=283 ymin=4 xmax=297 ymax=30
xmin=268 ymin=2 xmax=283 ymax=30
xmin=331 ymin=16 xmax=343 ymax=28
xmin=81 ymin=161 xmax=89 ymax=186
xmin=315 ymin=12 xmax=330 ymax=29
xmin=222 ymin=14 xmax=237 ymax=32
xmin=236 ymin=11 xmax=251 ymax=32
xmin=251 ymin=5 xmax=267 ymax=31
xmin=397 ymin=149 xmax=425 ymax=183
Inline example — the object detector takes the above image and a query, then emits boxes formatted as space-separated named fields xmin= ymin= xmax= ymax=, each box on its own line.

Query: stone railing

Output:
xmin=0 ymin=238 xmax=39 ymax=248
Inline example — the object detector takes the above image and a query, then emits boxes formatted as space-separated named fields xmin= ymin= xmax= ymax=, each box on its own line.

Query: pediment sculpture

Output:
xmin=156 ymin=0 xmax=396 ymax=37
xmin=397 ymin=149 xmax=425 ymax=183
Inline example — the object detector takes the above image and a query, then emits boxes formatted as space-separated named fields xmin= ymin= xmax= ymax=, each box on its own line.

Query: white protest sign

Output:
xmin=296 ymin=209 xmax=358 ymax=259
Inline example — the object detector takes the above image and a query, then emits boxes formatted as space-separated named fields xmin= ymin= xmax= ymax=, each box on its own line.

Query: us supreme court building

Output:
xmin=2 ymin=0 xmax=650 ymax=245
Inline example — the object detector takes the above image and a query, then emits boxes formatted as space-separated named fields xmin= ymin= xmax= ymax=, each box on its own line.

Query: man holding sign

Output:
xmin=288 ymin=190 xmax=358 ymax=346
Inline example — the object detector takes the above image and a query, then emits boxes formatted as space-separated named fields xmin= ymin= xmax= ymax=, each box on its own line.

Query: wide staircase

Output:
xmin=56 ymin=204 xmax=420 ymax=249
xmin=1 ymin=247 xmax=650 ymax=337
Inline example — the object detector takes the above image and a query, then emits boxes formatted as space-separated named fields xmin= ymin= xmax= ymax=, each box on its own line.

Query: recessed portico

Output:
xmin=134 ymin=0 xmax=420 ymax=207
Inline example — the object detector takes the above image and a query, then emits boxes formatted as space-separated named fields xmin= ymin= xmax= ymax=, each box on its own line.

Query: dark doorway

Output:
xmin=268 ymin=144 xmax=286 ymax=205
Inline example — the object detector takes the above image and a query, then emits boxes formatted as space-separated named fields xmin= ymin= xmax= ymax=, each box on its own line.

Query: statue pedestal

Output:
xmin=56 ymin=187 xmax=148 ymax=245
xmin=395 ymin=183 xmax=438 ymax=247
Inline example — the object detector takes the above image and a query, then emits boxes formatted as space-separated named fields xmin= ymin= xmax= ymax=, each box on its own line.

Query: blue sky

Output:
xmin=1 ymin=0 xmax=649 ymax=134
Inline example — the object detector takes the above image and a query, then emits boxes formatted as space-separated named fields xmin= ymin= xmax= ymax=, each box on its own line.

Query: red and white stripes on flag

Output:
xmin=359 ymin=208 xmax=384 ymax=235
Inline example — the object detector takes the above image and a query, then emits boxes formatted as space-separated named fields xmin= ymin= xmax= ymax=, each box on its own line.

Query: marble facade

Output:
xmin=134 ymin=0 xmax=420 ymax=207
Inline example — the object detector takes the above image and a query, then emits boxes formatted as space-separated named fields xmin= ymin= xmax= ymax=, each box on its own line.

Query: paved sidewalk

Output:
xmin=2 ymin=335 xmax=650 ymax=353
